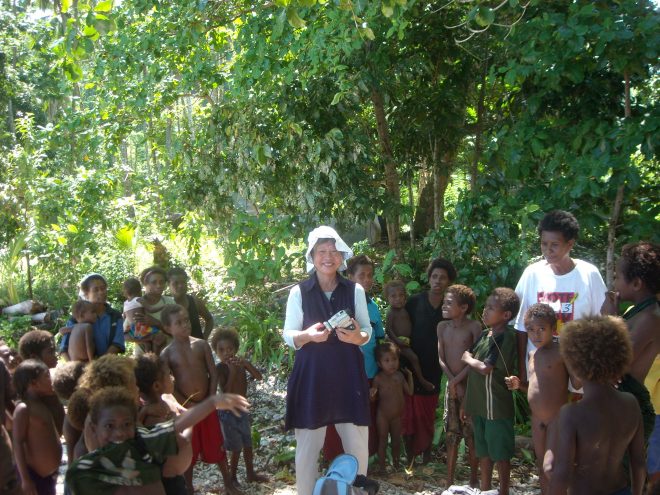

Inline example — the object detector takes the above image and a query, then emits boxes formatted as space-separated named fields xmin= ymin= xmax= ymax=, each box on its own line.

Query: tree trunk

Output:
xmin=434 ymin=150 xmax=452 ymax=229
xmin=471 ymin=61 xmax=488 ymax=192
xmin=408 ymin=174 xmax=415 ymax=247
xmin=605 ymin=71 xmax=630 ymax=287
xmin=370 ymin=87 xmax=400 ymax=253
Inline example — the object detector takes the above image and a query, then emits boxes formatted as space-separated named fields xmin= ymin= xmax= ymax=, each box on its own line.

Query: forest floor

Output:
xmin=57 ymin=374 xmax=542 ymax=494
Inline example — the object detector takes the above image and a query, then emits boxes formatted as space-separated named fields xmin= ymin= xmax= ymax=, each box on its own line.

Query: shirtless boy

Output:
xmin=159 ymin=304 xmax=241 ymax=494
xmin=12 ymin=359 xmax=63 ymax=495
xmin=602 ymin=241 xmax=660 ymax=441
xmin=135 ymin=352 xmax=182 ymax=427
xmin=370 ymin=342 xmax=413 ymax=472
xmin=549 ymin=316 xmax=645 ymax=495
xmin=211 ymin=326 xmax=268 ymax=486
xmin=67 ymin=300 xmax=97 ymax=361
xmin=506 ymin=303 xmax=570 ymax=494
xmin=17 ymin=330 xmax=64 ymax=435
xmin=437 ymin=284 xmax=481 ymax=487
xmin=66 ymin=385 xmax=249 ymax=495
xmin=385 ymin=280 xmax=435 ymax=391
xmin=0 ymin=360 xmax=20 ymax=495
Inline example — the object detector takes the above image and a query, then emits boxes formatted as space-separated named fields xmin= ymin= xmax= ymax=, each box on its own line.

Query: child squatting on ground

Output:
xmin=370 ymin=341 xmax=413 ymax=473
xmin=12 ymin=359 xmax=62 ymax=495
xmin=547 ymin=315 xmax=645 ymax=495
xmin=159 ymin=303 xmax=241 ymax=495
xmin=461 ymin=287 xmax=520 ymax=495
xmin=505 ymin=303 xmax=573 ymax=495
xmin=211 ymin=325 xmax=268 ymax=487
xmin=384 ymin=280 xmax=435 ymax=391
xmin=437 ymin=284 xmax=482 ymax=487
xmin=65 ymin=385 xmax=249 ymax=495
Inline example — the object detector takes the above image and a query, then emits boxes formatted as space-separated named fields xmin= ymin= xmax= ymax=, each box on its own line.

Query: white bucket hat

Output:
xmin=305 ymin=226 xmax=353 ymax=273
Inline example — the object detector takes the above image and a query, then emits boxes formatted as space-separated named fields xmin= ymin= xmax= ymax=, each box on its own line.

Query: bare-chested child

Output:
xmin=602 ymin=241 xmax=660 ymax=442
xmin=370 ymin=342 xmax=413 ymax=473
xmin=17 ymin=330 xmax=64 ymax=436
xmin=12 ymin=359 xmax=62 ymax=495
xmin=65 ymin=385 xmax=249 ymax=495
xmin=135 ymin=353 xmax=184 ymax=427
xmin=211 ymin=326 xmax=268 ymax=486
xmin=437 ymin=284 xmax=482 ymax=487
xmin=506 ymin=304 xmax=571 ymax=494
xmin=0 ymin=359 xmax=20 ymax=495
xmin=385 ymin=280 xmax=435 ymax=391
xmin=548 ymin=316 xmax=645 ymax=495
xmin=160 ymin=304 xmax=241 ymax=495
xmin=65 ymin=300 xmax=97 ymax=362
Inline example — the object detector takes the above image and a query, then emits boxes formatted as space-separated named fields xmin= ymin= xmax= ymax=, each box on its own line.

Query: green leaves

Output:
xmin=474 ymin=6 xmax=495 ymax=27
xmin=286 ymin=7 xmax=306 ymax=28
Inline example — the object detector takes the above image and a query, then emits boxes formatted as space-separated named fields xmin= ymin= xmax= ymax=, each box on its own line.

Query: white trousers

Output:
xmin=295 ymin=423 xmax=369 ymax=495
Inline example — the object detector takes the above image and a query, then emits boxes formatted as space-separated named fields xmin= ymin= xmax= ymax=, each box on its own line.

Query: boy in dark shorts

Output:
xmin=160 ymin=304 xmax=240 ymax=494
xmin=12 ymin=359 xmax=62 ymax=495
xmin=549 ymin=316 xmax=645 ymax=495
xmin=437 ymin=284 xmax=482 ymax=487
xmin=462 ymin=287 xmax=520 ymax=495
xmin=65 ymin=385 xmax=249 ymax=495
xmin=211 ymin=326 xmax=268 ymax=487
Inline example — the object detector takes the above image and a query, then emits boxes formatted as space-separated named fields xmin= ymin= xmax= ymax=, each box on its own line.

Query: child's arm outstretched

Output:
xmin=175 ymin=393 xmax=249 ymax=433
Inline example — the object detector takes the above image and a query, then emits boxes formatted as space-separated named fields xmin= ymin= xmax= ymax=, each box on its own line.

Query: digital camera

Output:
xmin=323 ymin=309 xmax=355 ymax=331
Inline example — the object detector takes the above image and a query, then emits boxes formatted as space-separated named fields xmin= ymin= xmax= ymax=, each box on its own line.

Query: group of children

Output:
xmin=1 ymin=239 xmax=658 ymax=495
xmin=0 ymin=279 xmax=266 ymax=494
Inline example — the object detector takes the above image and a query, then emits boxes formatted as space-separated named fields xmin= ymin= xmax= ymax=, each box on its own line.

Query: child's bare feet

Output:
xmin=246 ymin=472 xmax=269 ymax=483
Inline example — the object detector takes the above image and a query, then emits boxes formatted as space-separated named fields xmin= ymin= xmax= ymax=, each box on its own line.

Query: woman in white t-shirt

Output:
xmin=513 ymin=210 xmax=606 ymax=380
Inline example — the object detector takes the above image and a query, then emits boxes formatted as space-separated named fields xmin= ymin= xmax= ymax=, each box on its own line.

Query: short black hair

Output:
xmin=53 ymin=361 xmax=87 ymax=401
xmin=134 ymin=353 xmax=168 ymax=395
xmin=446 ymin=284 xmax=477 ymax=314
xmin=346 ymin=255 xmax=374 ymax=276
xmin=426 ymin=257 xmax=457 ymax=282
xmin=139 ymin=266 xmax=168 ymax=284
xmin=13 ymin=359 xmax=49 ymax=399
xmin=619 ymin=242 xmax=660 ymax=294
xmin=374 ymin=341 xmax=399 ymax=363
xmin=490 ymin=287 xmax=520 ymax=318
xmin=210 ymin=326 xmax=240 ymax=352
xmin=383 ymin=280 xmax=406 ymax=298
xmin=524 ymin=303 xmax=557 ymax=330
xmin=18 ymin=330 xmax=55 ymax=360
xmin=89 ymin=386 xmax=138 ymax=425
xmin=538 ymin=210 xmax=579 ymax=241
xmin=123 ymin=277 xmax=142 ymax=298
xmin=160 ymin=304 xmax=185 ymax=328
xmin=167 ymin=267 xmax=189 ymax=279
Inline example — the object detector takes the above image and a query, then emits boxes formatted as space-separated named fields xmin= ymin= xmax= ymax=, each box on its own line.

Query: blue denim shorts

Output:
xmin=218 ymin=410 xmax=252 ymax=452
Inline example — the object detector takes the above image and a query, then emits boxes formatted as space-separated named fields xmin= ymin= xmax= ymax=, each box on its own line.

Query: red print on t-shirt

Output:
xmin=536 ymin=292 xmax=577 ymax=333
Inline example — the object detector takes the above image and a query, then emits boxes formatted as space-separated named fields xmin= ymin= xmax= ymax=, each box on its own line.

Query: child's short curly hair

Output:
xmin=13 ymin=359 xmax=49 ymax=399
xmin=79 ymin=354 xmax=136 ymax=391
xmin=122 ymin=277 xmax=142 ymax=299
xmin=53 ymin=361 xmax=87 ymax=401
xmin=18 ymin=330 xmax=55 ymax=360
xmin=72 ymin=300 xmax=95 ymax=321
xmin=67 ymin=388 xmax=93 ymax=430
xmin=490 ymin=288 xmax=520 ymax=318
xmin=383 ymin=280 xmax=406 ymax=298
xmin=89 ymin=386 xmax=138 ymax=425
xmin=619 ymin=242 xmax=660 ymax=294
xmin=560 ymin=315 xmax=631 ymax=383
xmin=538 ymin=210 xmax=579 ymax=241
xmin=524 ymin=303 xmax=557 ymax=330
xmin=210 ymin=326 xmax=240 ymax=352
xmin=446 ymin=284 xmax=477 ymax=314
xmin=426 ymin=257 xmax=457 ymax=283
xmin=160 ymin=304 xmax=185 ymax=328
xmin=134 ymin=353 xmax=168 ymax=395
xmin=374 ymin=341 xmax=399 ymax=363
xmin=346 ymin=255 xmax=374 ymax=276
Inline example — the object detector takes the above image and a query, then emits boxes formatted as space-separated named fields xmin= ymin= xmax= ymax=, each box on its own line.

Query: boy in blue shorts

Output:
xmin=461 ymin=287 xmax=520 ymax=495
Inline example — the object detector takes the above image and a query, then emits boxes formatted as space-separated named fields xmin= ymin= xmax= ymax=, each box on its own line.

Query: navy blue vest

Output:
xmin=285 ymin=273 xmax=370 ymax=430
